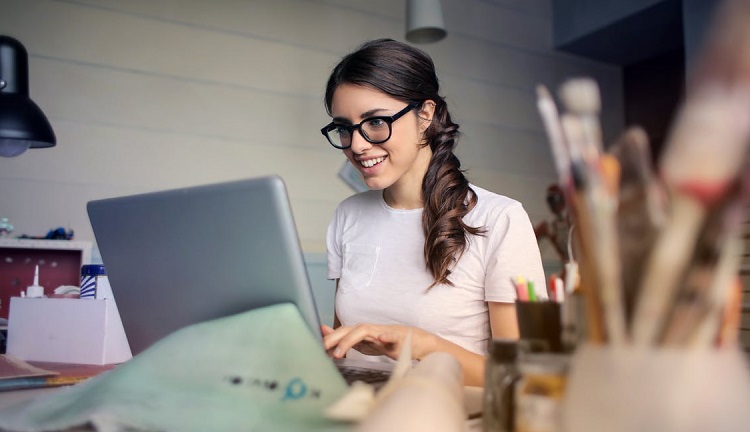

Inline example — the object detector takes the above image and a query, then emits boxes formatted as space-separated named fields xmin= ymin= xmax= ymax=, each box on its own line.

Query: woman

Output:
xmin=320 ymin=39 xmax=546 ymax=386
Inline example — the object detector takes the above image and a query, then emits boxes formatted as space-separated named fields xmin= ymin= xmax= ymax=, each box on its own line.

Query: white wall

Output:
xmin=0 ymin=0 xmax=623 ymax=261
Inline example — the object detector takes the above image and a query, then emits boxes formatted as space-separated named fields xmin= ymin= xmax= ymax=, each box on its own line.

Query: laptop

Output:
xmin=87 ymin=175 xmax=392 ymax=384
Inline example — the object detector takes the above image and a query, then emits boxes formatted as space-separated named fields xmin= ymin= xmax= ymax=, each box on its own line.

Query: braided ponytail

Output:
xmin=422 ymin=100 xmax=486 ymax=286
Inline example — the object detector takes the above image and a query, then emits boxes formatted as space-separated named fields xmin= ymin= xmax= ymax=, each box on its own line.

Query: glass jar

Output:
xmin=482 ymin=339 xmax=519 ymax=432
xmin=514 ymin=353 xmax=569 ymax=432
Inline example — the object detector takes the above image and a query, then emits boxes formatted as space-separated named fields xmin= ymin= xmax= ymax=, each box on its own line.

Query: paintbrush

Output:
xmin=536 ymin=85 xmax=571 ymax=188
xmin=559 ymin=113 xmax=614 ymax=344
xmin=535 ymin=84 xmax=593 ymax=346
xmin=607 ymin=127 xmax=667 ymax=328
xmin=714 ymin=274 xmax=744 ymax=348
xmin=665 ymin=160 xmax=750 ymax=347
xmin=559 ymin=78 xmax=627 ymax=345
xmin=632 ymin=0 xmax=750 ymax=346
xmin=632 ymin=87 xmax=750 ymax=347
xmin=558 ymin=78 xmax=603 ymax=165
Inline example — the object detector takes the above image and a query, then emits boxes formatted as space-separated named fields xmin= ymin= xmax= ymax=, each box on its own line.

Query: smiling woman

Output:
xmin=318 ymin=39 xmax=546 ymax=387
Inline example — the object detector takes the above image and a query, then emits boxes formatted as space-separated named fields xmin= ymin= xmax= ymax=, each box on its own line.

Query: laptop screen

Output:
xmin=87 ymin=176 xmax=322 ymax=355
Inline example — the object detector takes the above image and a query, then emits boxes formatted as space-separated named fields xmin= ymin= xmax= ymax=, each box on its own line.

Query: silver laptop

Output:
xmin=87 ymin=176 xmax=391 ymax=383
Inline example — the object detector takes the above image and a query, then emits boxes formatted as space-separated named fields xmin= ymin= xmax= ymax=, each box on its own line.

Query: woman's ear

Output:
xmin=417 ymin=100 xmax=436 ymax=133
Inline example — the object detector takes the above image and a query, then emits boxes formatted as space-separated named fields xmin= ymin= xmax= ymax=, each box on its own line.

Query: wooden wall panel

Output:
xmin=0 ymin=0 xmax=622 ymax=258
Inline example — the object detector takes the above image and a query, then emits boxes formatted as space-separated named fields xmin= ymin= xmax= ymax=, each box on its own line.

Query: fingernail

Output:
xmin=333 ymin=348 xmax=342 ymax=357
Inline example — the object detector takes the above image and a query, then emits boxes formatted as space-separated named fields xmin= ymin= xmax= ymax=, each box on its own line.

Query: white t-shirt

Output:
xmin=326 ymin=184 xmax=546 ymax=359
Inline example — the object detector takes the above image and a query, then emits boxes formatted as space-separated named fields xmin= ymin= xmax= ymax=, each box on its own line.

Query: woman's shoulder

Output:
xmin=466 ymin=184 xmax=533 ymax=231
xmin=335 ymin=190 xmax=382 ymax=212
xmin=469 ymin=184 xmax=522 ymax=213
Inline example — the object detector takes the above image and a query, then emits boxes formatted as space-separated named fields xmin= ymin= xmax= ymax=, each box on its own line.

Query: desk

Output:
xmin=0 ymin=388 xmax=93 ymax=432
xmin=0 ymin=386 xmax=57 ymax=410
xmin=0 ymin=361 xmax=116 ymax=405
xmin=0 ymin=383 xmax=485 ymax=430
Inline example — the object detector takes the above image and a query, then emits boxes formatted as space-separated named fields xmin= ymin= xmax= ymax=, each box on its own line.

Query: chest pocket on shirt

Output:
xmin=340 ymin=243 xmax=380 ymax=292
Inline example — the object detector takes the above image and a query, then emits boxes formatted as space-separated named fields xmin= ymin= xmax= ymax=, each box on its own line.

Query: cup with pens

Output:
xmin=513 ymin=276 xmax=565 ymax=353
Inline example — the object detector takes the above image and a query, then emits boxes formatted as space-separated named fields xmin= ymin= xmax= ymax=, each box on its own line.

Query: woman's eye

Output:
xmin=334 ymin=125 xmax=351 ymax=136
xmin=366 ymin=118 xmax=386 ymax=129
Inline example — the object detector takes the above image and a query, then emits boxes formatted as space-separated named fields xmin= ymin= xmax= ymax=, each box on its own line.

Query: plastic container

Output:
xmin=80 ymin=264 xmax=107 ymax=299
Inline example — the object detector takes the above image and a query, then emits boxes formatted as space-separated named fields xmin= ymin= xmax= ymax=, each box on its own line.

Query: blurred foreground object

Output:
xmin=536 ymin=0 xmax=750 ymax=349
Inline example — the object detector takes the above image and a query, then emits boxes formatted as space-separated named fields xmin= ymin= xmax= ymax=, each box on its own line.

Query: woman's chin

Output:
xmin=362 ymin=178 xmax=389 ymax=191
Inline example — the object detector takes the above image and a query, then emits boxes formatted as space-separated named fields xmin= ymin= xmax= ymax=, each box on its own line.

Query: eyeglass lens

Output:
xmin=328 ymin=118 xmax=391 ymax=148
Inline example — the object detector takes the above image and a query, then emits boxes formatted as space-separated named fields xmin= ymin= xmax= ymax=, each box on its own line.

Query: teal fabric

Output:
xmin=0 ymin=303 xmax=350 ymax=432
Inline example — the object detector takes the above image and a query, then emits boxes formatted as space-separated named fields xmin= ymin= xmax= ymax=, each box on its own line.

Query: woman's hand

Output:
xmin=320 ymin=323 xmax=435 ymax=361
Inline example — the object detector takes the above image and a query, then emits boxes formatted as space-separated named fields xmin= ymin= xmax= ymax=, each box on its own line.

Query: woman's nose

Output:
xmin=349 ymin=129 xmax=372 ymax=154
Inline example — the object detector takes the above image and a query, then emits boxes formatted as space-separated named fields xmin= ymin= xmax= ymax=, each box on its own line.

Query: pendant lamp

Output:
xmin=406 ymin=0 xmax=447 ymax=44
xmin=0 ymin=35 xmax=56 ymax=158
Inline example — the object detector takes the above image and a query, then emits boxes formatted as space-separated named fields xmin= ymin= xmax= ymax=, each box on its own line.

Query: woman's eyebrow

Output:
xmin=361 ymin=107 xmax=390 ymax=118
xmin=332 ymin=107 xmax=391 ymax=124
xmin=331 ymin=116 xmax=352 ymax=124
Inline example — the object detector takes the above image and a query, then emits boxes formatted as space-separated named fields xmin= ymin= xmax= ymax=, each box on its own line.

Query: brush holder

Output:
xmin=562 ymin=344 xmax=750 ymax=432
xmin=515 ymin=301 xmax=563 ymax=353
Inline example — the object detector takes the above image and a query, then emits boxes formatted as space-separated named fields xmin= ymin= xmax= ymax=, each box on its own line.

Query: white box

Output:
xmin=6 ymin=297 xmax=132 ymax=365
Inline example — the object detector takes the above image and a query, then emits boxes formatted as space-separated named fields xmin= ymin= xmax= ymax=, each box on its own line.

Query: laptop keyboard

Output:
xmin=338 ymin=365 xmax=391 ymax=386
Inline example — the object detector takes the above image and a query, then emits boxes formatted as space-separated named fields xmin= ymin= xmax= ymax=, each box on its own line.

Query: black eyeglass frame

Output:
xmin=320 ymin=101 xmax=421 ymax=149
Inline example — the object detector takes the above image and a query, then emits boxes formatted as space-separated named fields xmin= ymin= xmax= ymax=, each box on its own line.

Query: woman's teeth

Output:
xmin=360 ymin=157 xmax=385 ymax=168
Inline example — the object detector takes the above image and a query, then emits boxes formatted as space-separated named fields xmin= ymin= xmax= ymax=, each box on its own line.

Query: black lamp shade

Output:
xmin=0 ymin=35 xmax=56 ymax=156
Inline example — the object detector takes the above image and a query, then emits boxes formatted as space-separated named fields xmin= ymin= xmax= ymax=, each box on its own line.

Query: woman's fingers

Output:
xmin=320 ymin=324 xmax=334 ymax=336
xmin=327 ymin=324 xmax=387 ymax=358
xmin=377 ymin=332 xmax=400 ymax=343
xmin=322 ymin=325 xmax=350 ymax=352
xmin=322 ymin=324 xmax=416 ymax=360
xmin=330 ymin=325 xmax=374 ymax=358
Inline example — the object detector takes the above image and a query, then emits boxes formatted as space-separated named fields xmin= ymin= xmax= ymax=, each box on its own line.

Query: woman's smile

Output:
xmin=358 ymin=156 xmax=386 ymax=169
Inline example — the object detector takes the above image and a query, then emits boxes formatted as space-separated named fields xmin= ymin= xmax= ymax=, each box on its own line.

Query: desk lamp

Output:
xmin=0 ymin=35 xmax=56 ymax=157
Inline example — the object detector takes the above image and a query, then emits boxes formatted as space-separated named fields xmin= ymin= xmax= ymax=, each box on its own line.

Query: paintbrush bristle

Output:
xmin=559 ymin=78 xmax=601 ymax=114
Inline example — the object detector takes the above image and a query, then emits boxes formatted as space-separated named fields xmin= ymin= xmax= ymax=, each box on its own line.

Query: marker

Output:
xmin=514 ymin=277 xmax=528 ymax=301
xmin=527 ymin=281 xmax=537 ymax=302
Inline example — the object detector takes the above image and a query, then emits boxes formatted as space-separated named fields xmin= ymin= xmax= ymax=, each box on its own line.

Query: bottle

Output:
xmin=25 ymin=265 xmax=45 ymax=298
xmin=482 ymin=338 xmax=520 ymax=432
xmin=80 ymin=264 xmax=107 ymax=299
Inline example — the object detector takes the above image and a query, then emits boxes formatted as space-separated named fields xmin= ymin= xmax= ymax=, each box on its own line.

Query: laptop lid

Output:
xmin=87 ymin=176 xmax=322 ymax=355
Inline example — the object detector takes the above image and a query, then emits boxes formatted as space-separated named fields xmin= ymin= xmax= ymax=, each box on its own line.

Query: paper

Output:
xmin=0 ymin=303 xmax=350 ymax=432
xmin=357 ymin=352 xmax=464 ymax=432
xmin=0 ymin=355 xmax=57 ymax=380
xmin=325 ymin=330 xmax=465 ymax=432
xmin=325 ymin=330 xmax=414 ymax=421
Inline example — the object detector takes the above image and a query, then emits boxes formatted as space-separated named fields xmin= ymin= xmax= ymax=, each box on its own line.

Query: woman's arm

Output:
xmin=433 ymin=302 xmax=517 ymax=386
xmin=321 ymin=301 xmax=518 ymax=387
xmin=333 ymin=279 xmax=341 ymax=329
xmin=489 ymin=301 xmax=519 ymax=339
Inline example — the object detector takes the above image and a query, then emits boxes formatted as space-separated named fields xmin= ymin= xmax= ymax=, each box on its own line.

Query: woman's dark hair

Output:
xmin=324 ymin=38 xmax=485 ymax=287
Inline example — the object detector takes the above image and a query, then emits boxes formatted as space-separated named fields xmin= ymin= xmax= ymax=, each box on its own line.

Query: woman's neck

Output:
xmin=383 ymin=183 xmax=423 ymax=210
xmin=383 ymin=147 xmax=432 ymax=210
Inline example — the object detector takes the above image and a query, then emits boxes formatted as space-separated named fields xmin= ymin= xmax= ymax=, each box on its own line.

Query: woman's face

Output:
xmin=329 ymin=84 xmax=433 ymax=192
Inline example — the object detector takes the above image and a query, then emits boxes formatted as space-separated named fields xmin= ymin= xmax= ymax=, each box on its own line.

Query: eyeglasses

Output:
xmin=321 ymin=102 xmax=420 ymax=149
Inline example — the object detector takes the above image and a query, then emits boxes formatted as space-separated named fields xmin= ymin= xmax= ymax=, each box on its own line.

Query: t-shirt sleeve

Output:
xmin=484 ymin=202 xmax=547 ymax=302
xmin=326 ymin=205 xmax=343 ymax=280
